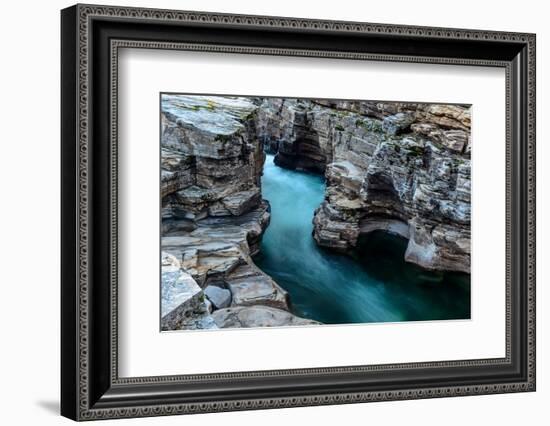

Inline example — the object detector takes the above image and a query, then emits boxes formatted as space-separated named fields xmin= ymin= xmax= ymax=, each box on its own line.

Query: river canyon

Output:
xmin=160 ymin=95 xmax=471 ymax=330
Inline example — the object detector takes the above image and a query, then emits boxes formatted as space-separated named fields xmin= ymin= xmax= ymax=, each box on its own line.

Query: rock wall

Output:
xmin=161 ymin=94 xmax=264 ymax=221
xmin=161 ymin=95 xmax=315 ymax=330
xmin=256 ymin=98 xmax=471 ymax=273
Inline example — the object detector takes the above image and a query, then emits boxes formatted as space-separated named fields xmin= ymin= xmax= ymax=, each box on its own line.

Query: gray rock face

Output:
xmin=161 ymin=95 xmax=310 ymax=330
xmin=162 ymin=202 xmax=271 ymax=279
xmin=225 ymin=264 xmax=289 ymax=310
xmin=204 ymin=285 xmax=231 ymax=309
xmin=162 ymin=203 xmax=292 ymax=314
xmin=382 ymin=112 xmax=416 ymax=135
xmin=160 ymin=253 xmax=217 ymax=331
xmin=256 ymin=98 xmax=471 ymax=273
xmin=161 ymin=95 xmax=264 ymax=221
xmin=256 ymin=98 xmax=329 ymax=173
xmin=212 ymin=306 xmax=320 ymax=329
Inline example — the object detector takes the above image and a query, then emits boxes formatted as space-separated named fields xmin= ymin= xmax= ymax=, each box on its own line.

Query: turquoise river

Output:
xmin=253 ymin=154 xmax=471 ymax=324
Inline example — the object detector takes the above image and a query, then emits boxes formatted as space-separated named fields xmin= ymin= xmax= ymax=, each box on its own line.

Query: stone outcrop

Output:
xmin=256 ymin=98 xmax=329 ymax=172
xmin=161 ymin=95 xmax=264 ymax=221
xmin=204 ymin=286 xmax=231 ymax=309
xmin=162 ymin=204 xmax=291 ymax=315
xmin=256 ymin=98 xmax=471 ymax=273
xmin=161 ymin=95 xmax=314 ymax=330
xmin=212 ymin=306 xmax=319 ymax=328
xmin=160 ymin=252 xmax=217 ymax=331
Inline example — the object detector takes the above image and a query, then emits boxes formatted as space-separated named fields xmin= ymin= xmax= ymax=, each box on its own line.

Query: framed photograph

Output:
xmin=61 ymin=4 xmax=536 ymax=421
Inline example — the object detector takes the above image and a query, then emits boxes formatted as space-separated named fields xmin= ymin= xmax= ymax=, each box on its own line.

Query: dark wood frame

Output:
xmin=61 ymin=3 xmax=536 ymax=421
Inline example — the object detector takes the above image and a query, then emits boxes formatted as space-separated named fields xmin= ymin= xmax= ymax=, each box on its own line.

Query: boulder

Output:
xmin=221 ymin=189 xmax=262 ymax=216
xmin=225 ymin=264 xmax=289 ymax=310
xmin=204 ymin=285 xmax=231 ymax=309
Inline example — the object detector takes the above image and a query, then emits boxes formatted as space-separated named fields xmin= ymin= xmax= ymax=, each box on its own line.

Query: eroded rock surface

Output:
xmin=212 ymin=306 xmax=320 ymax=328
xmin=160 ymin=252 xmax=217 ymax=331
xmin=204 ymin=286 xmax=231 ymax=309
xmin=256 ymin=98 xmax=471 ymax=273
xmin=161 ymin=95 xmax=312 ymax=330
xmin=161 ymin=95 xmax=264 ymax=220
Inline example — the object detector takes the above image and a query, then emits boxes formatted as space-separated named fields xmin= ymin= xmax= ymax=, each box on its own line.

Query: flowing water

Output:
xmin=253 ymin=155 xmax=471 ymax=324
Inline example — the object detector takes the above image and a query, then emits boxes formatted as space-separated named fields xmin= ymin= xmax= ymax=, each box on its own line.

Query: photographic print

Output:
xmin=160 ymin=94 xmax=471 ymax=331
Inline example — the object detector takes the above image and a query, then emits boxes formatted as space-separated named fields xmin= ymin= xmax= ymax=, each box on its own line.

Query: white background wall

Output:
xmin=0 ymin=0 xmax=546 ymax=424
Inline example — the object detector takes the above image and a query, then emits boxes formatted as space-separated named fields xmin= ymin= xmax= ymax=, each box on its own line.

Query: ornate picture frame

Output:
xmin=61 ymin=4 xmax=536 ymax=421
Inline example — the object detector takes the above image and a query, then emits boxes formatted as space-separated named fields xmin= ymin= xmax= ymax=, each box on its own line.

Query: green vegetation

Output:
xmin=335 ymin=124 xmax=345 ymax=131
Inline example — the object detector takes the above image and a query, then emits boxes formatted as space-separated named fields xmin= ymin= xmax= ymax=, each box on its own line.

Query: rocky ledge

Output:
xmin=161 ymin=95 xmax=316 ymax=330
xmin=257 ymin=99 xmax=471 ymax=273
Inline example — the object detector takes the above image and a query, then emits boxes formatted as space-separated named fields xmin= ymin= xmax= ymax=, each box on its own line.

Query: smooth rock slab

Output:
xmin=160 ymin=252 xmax=215 ymax=330
xmin=162 ymin=94 xmax=257 ymax=136
xmin=212 ymin=306 xmax=319 ymax=329
xmin=221 ymin=189 xmax=261 ymax=216
xmin=204 ymin=285 xmax=231 ymax=309
xmin=225 ymin=264 xmax=289 ymax=310
xmin=162 ymin=203 xmax=271 ymax=284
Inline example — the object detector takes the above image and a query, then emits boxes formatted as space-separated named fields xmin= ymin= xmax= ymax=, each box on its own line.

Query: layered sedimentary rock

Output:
xmin=161 ymin=95 xmax=264 ymax=220
xmin=256 ymin=98 xmax=329 ymax=172
xmin=161 ymin=95 xmax=313 ymax=330
xmin=160 ymin=252 xmax=217 ymax=331
xmin=256 ymin=98 xmax=471 ymax=273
